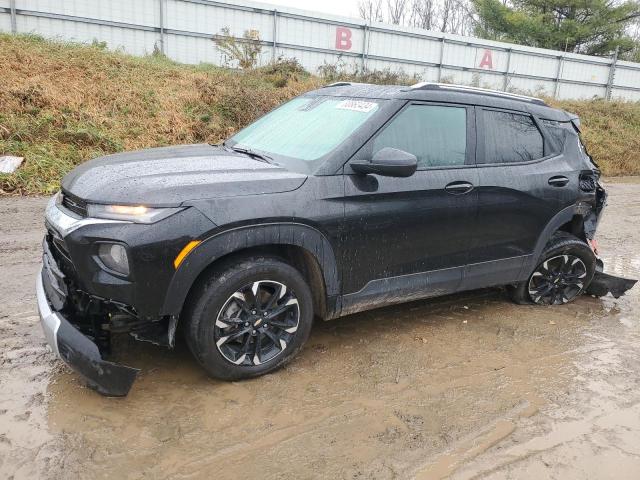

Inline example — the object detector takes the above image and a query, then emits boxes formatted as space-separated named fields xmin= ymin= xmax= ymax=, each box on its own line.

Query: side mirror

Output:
xmin=349 ymin=148 xmax=417 ymax=178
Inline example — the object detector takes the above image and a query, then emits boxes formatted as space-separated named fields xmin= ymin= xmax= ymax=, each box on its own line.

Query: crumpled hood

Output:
xmin=61 ymin=144 xmax=307 ymax=205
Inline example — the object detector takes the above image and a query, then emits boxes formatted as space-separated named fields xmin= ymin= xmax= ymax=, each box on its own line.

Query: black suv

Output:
xmin=38 ymin=82 xmax=616 ymax=396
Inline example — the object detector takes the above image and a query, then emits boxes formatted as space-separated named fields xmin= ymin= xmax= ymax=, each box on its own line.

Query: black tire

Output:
xmin=184 ymin=256 xmax=314 ymax=380
xmin=510 ymin=232 xmax=596 ymax=305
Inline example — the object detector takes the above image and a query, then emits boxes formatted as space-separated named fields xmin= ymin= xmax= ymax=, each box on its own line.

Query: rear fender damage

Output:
xmin=582 ymin=184 xmax=636 ymax=298
xmin=562 ymin=181 xmax=636 ymax=299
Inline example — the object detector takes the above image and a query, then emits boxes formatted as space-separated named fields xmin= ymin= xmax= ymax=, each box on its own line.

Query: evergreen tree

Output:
xmin=472 ymin=0 xmax=640 ymax=56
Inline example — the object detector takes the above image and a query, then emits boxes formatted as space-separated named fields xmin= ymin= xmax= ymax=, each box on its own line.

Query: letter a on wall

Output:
xmin=479 ymin=49 xmax=493 ymax=69
xmin=336 ymin=27 xmax=352 ymax=50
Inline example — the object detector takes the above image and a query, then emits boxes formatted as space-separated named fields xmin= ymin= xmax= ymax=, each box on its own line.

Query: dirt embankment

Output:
xmin=1 ymin=33 xmax=639 ymax=195
xmin=1 ymin=180 xmax=639 ymax=479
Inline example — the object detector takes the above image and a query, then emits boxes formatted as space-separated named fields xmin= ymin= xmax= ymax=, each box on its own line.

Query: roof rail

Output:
xmin=322 ymin=82 xmax=353 ymax=88
xmin=406 ymin=82 xmax=546 ymax=105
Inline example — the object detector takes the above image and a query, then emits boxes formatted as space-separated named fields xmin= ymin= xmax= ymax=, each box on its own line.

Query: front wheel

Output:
xmin=184 ymin=256 xmax=314 ymax=380
xmin=510 ymin=232 xmax=596 ymax=305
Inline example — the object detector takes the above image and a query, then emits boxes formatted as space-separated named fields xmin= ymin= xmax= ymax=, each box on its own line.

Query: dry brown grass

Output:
xmin=0 ymin=34 xmax=638 ymax=194
xmin=549 ymin=98 xmax=640 ymax=177
xmin=0 ymin=34 xmax=319 ymax=194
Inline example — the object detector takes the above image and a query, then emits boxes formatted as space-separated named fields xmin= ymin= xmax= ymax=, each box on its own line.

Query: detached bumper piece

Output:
xmin=586 ymin=271 xmax=637 ymax=299
xmin=585 ymin=258 xmax=637 ymax=299
xmin=37 ymin=267 xmax=139 ymax=397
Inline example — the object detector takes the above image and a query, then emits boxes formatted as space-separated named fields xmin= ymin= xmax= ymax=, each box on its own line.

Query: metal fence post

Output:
xmin=158 ymin=0 xmax=165 ymax=54
xmin=553 ymin=55 xmax=563 ymax=99
xmin=605 ymin=46 xmax=619 ymax=100
xmin=10 ymin=0 xmax=17 ymax=33
xmin=361 ymin=23 xmax=368 ymax=72
xmin=503 ymin=48 xmax=512 ymax=91
xmin=272 ymin=9 xmax=278 ymax=62
xmin=437 ymin=37 xmax=446 ymax=82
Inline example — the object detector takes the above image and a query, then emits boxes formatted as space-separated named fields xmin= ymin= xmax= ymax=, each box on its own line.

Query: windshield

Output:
xmin=227 ymin=96 xmax=381 ymax=169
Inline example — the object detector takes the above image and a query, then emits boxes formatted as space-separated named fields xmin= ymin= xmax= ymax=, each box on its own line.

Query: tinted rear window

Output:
xmin=480 ymin=110 xmax=544 ymax=164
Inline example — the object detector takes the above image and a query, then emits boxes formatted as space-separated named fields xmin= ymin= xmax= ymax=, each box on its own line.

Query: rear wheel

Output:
xmin=184 ymin=256 xmax=314 ymax=380
xmin=510 ymin=232 xmax=596 ymax=305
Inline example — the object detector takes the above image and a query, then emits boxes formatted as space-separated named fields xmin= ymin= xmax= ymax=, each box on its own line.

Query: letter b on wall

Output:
xmin=336 ymin=27 xmax=352 ymax=50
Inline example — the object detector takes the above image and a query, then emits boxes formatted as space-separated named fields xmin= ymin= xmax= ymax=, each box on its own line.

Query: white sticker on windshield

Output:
xmin=335 ymin=100 xmax=378 ymax=113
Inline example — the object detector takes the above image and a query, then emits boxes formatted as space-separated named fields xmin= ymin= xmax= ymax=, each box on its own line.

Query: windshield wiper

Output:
xmin=225 ymin=143 xmax=273 ymax=164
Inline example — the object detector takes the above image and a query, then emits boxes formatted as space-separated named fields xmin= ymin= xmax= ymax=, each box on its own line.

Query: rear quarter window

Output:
xmin=542 ymin=119 xmax=585 ymax=155
xmin=480 ymin=110 xmax=544 ymax=164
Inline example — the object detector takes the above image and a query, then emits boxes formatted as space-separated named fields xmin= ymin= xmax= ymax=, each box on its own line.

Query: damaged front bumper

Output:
xmin=36 ymin=269 xmax=139 ymax=397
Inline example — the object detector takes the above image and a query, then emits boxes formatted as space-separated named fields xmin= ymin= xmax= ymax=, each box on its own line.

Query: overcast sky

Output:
xmin=254 ymin=0 xmax=362 ymax=19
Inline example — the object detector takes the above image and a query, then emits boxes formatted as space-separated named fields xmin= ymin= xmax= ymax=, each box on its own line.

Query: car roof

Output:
xmin=308 ymin=82 xmax=573 ymax=122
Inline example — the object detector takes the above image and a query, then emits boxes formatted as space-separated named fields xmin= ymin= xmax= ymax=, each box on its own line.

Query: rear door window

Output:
xmin=480 ymin=110 xmax=544 ymax=164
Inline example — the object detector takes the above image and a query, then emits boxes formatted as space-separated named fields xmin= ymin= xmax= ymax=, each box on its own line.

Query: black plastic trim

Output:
xmin=161 ymin=222 xmax=340 ymax=318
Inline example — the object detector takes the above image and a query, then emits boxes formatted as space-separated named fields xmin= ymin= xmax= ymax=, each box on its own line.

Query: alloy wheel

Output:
xmin=214 ymin=280 xmax=300 ymax=366
xmin=528 ymin=254 xmax=587 ymax=305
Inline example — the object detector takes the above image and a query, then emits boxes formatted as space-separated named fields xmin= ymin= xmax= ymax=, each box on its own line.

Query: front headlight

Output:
xmin=87 ymin=204 xmax=183 ymax=224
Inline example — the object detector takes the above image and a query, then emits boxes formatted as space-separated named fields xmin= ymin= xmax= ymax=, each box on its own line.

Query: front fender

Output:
xmin=160 ymin=222 xmax=340 ymax=318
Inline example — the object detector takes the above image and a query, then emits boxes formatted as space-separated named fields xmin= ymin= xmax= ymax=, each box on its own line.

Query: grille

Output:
xmin=61 ymin=191 xmax=88 ymax=217
xmin=46 ymin=228 xmax=71 ymax=262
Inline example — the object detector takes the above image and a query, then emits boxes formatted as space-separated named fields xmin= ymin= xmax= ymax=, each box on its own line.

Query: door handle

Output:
xmin=548 ymin=175 xmax=569 ymax=187
xmin=445 ymin=181 xmax=474 ymax=195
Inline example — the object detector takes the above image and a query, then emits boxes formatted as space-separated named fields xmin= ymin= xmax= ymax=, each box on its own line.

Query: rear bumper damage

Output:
xmin=585 ymin=259 xmax=637 ymax=298
xmin=580 ymin=182 xmax=637 ymax=298
xmin=36 ymin=268 xmax=139 ymax=397
xmin=586 ymin=271 xmax=637 ymax=298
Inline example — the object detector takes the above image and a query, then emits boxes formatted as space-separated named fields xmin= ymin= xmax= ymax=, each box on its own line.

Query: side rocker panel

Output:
xmin=160 ymin=223 xmax=340 ymax=319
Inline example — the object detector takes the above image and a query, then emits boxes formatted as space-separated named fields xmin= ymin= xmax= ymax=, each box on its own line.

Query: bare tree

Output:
xmin=440 ymin=0 xmax=451 ymax=32
xmin=363 ymin=0 xmax=475 ymax=35
xmin=387 ymin=0 xmax=409 ymax=24
xmin=409 ymin=0 xmax=438 ymax=30
xmin=358 ymin=0 xmax=384 ymax=22
xmin=440 ymin=0 xmax=474 ymax=35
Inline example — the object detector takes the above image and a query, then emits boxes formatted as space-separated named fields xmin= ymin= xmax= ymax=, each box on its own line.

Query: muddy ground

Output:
xmin=1 ymin=179 xmax=639 ymax=480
